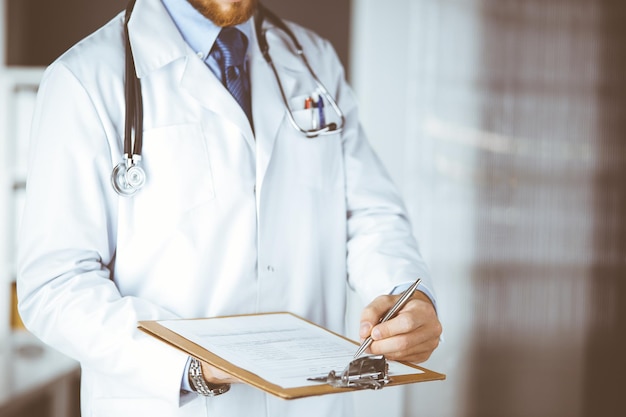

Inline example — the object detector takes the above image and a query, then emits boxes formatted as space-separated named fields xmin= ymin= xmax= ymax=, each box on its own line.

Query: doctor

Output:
xmin=17 ymin=0 xmax=441 ymax=416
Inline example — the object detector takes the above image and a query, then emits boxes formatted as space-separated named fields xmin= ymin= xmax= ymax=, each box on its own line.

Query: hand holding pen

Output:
xmin=354 ymin=278 xmax=421 ymax=357
xmin=356 ymin=278 xmax=442 ymax=362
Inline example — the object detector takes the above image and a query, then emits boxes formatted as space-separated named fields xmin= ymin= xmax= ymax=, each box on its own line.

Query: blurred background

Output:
xmin=1 ymin=0 xmax=624 ymax=416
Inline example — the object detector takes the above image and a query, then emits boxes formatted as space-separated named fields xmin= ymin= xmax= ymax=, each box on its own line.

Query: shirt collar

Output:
xmin=161 ymin=0 xmax=253 ymax=60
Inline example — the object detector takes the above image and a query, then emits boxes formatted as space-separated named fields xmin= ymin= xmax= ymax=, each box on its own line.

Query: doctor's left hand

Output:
xmin=201 ymin=361 xmax=242 ymax=385
xmin=359 ymin=291 xmax=442 ymax=363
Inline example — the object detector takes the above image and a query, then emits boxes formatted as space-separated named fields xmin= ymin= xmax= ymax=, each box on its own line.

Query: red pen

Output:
xmin=304 ymin=97 xmax=318 ymax=130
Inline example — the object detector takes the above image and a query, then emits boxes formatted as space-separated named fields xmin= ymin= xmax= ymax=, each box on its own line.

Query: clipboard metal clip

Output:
xmin=307 ymin=355 xmax=390 ymax=390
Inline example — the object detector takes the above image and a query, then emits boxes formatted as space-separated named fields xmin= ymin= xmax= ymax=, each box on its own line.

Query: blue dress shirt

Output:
xmin=161 ymin=0 xmax=252 ymax=84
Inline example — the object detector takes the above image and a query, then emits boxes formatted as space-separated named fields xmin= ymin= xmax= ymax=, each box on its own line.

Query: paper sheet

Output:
xmin=159 ymin=313 xmax=422 ymax=389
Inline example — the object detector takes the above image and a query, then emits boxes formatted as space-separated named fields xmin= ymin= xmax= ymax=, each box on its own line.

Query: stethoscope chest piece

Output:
xmin=111 ymin=156 xmax=146 ymax=196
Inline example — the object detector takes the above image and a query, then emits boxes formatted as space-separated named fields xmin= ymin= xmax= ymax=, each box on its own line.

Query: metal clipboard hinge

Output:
xmin=307 ymin=355 xmax=390 ymax=390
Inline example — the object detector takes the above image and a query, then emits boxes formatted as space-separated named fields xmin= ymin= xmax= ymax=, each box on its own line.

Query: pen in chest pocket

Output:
xmin=304 ymin=96 xmax=317 ymax=129
xmin=316 ymin=94 xmax=325 ymax=128
xmin=304 ymin=95 xmax=326 ymax=130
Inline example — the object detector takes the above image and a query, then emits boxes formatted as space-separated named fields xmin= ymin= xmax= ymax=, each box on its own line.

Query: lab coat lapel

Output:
xmin=127 ymin=0 xmax=186 ymax=78
xmin=249 ymin=19 xmax=299 ymax=190
xmin=128 ymin=0 xmax=254 ymax=150
xmin=180 ymin=57 xmax=255 ymax=150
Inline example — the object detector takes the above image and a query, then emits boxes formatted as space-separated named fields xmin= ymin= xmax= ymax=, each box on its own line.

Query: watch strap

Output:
xmin=188 ymin=357 xmax=231 ymax=397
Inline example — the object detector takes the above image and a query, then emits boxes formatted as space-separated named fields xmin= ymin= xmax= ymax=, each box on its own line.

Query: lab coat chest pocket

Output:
xmin=281 ymin=129 xmax=343 ymax=190
xmin=281 ymin=95 xmax=343 ymax=190
xmin=132 ymin=124 xmax=215 ymax=222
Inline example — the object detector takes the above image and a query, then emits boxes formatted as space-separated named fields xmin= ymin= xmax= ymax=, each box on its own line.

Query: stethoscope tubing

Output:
xmin=255 ymin=4 xmax=345 ymax=138
xmin=111 ymin=0 xmax=146 ymax=197
xmin=124 ymin=0 xmax=143 ymax=159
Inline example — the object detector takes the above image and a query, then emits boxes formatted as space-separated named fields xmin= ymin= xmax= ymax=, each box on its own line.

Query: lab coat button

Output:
xmin=266 ymin=265 xmax=274 ymax=272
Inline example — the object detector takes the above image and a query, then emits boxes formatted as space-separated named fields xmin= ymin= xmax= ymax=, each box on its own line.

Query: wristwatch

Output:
xmin=188 ymin=357 xmax=231 ymax=397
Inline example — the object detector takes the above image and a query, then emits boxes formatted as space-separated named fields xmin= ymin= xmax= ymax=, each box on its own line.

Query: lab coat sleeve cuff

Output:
xmin=179 ymin=389 xmax=197 ymax=407
xmin=179 ymin=357 xmax=197 ymax=406
xmin=180 ymin=356 xmax=193 ymax=392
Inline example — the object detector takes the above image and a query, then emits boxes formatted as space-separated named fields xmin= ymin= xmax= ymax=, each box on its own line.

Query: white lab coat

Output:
xmin=17 ymin=0 xmax=432 ymax=416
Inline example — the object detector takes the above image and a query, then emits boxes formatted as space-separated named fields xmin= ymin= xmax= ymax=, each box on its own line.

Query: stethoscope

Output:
xmin=112 ymin=0 xmax=346 ymax=197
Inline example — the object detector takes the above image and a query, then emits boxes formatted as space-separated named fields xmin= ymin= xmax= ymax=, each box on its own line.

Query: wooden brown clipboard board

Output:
xmin=138 ymin=312 xmax=446 ymax=400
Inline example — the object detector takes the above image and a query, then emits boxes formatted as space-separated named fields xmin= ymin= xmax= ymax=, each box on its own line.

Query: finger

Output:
xmin=368 ymin=317 xmax=441 ymax=363
xmin=369 ymin=314 xmax=441 ymax=352
xmin=359 ymin=294 xmax=397 ymax=339
xmin=200 ymin=362 xmax=241 ymax=384
xmin=370 ymin=334 xmax=440 ymax=363
xmin=372 ymin=314 xmax=441 ymax=353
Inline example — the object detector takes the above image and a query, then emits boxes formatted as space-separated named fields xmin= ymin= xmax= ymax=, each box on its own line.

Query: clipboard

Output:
xmin=138 ymin=312 xmax=445 ymax=399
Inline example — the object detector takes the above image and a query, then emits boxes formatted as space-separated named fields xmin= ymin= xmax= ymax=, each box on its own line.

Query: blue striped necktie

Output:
xmin=211 ymin=27 xmax=252 ymax=126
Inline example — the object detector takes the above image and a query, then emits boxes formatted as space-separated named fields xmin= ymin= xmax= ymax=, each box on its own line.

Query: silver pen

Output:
xmin=353 ymin=278 xmax=422 ymax=358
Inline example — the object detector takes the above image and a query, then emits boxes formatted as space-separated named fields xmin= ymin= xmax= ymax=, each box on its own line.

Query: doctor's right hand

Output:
xmin=200 ymin=361 xmax=242 ymax=385
xmin=359 ymin=290 xmax=441 ymax=363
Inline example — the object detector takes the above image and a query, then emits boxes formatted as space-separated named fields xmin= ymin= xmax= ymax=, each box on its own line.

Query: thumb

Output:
xmin=359 ymin=294 xmax=395 ymax=339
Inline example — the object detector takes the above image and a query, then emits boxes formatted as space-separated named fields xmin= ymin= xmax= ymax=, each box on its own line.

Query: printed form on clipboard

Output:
xmin=138 ymin=312 xmax=445 ymax=399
